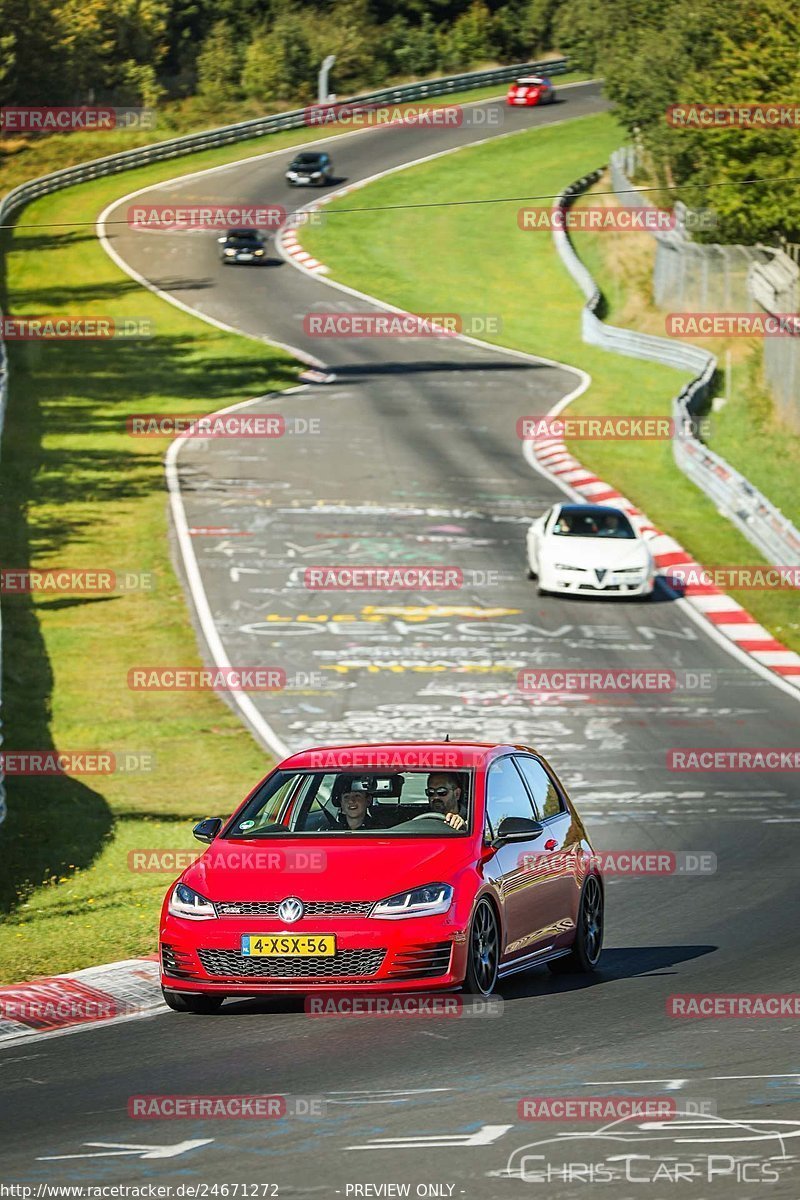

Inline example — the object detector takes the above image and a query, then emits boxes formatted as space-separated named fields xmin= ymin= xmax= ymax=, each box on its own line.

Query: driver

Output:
xmin=598 ymin=513 xmax=620 ymax=537
xmin=425 ymin=773 xmax=467 ymax=830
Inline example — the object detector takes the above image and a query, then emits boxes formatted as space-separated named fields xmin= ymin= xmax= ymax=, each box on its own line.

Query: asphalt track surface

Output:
xmin=2 ymin=82 xmax=799 ymax=1197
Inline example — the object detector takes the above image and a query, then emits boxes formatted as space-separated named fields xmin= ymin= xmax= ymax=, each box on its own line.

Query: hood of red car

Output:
xmin=183 ymin=837 xmax=474 ymax=902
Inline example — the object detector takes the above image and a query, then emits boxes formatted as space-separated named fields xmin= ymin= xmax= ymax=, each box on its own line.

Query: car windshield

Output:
xmin=518 ymin=78 xmax=543 ymax=86
xmin=552 ymin=509 xmax=636 ymax=539
xmin=225 ymin=770 xmax=472 ymax=837
xmin=294 ymin=154 xmax=322 ymax=166
xmin=226 ymin=232 xmax=260 ymax=245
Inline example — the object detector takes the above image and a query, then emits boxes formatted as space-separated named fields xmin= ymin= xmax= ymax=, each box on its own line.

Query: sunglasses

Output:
xmin=425 ymin=787 xmax=451 ymax=798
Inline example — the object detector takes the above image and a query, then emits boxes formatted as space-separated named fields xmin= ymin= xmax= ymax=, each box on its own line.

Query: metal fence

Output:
xmin=608 ymin=149 xmax=770 ymax=312
xmin=610 ymin=148 xmax=800 ymax=433
xmin=0 ymin=57 xmax=570 ymax=827
xmin=553 ymin=171 xmax=800 ymax=568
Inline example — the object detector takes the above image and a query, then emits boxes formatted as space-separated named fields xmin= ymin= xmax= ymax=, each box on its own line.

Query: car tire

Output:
xmin=548 ymin=875 xmax=603 ymax=974
xmin=162 ymin=987 xmax=224 ymax=1014
xmin=527 ymin=567 xmax=536 ymax=580
xmin=463 ymin=898 xmax=500 ymax=996
xmin=537 ymin=583 xmax=549 ymax=596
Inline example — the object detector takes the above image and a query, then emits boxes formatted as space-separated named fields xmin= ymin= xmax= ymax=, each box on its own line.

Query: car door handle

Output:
xmin=544 ymin=838 xmax=557 ymax=851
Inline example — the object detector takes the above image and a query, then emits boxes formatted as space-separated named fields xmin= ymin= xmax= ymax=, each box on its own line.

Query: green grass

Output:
xmin=0 ymin=170 xmax=298 ymax=982
xmin=301 ymin=110 xmax=800 ymax=653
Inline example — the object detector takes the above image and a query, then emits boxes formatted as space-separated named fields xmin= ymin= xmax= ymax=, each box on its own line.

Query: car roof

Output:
xmin=279 ymin=741 xmax=538 ymax=770
xmin=516 ymin=76 xmax=546 ymax=84
xmin=557 ymin=503 xmax=628 ymax=519
xmin=225 ymin=228 xmax=260 ymax=237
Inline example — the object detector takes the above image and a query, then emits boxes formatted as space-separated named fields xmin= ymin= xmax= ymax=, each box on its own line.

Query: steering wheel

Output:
xmin=407 ymin=811 xmax=448 ymax=823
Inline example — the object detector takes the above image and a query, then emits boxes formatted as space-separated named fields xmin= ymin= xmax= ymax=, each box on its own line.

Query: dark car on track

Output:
xmin=218 ymin=228 xmax=267 ymax=264
xmin=159 ymin=741 xmax=604 ymax=1012
xmin=286 ymin=151 xmax=333 ymax=186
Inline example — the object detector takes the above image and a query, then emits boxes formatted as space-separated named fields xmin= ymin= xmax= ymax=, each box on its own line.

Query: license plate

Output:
xmin=241 ymin=934 xmax=335 ymax=957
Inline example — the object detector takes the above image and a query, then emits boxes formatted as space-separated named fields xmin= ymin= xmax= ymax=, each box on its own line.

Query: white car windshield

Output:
xmin=552 ymin=509 xmax=636 ymax=539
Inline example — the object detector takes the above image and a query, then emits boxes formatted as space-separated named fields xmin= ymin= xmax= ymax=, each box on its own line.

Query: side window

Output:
xmin=515 ymin=756 xmax=564 ymax=820
xmin=485 ymin=757 xmax=536 ymax=834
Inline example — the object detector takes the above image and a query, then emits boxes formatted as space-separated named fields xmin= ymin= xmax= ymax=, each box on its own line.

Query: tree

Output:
xmin=196 ymin=19 xmax=243 ymax=105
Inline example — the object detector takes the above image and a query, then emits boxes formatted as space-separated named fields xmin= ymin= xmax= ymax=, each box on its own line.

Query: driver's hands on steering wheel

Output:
xmin=443 ymin=812 xmax=466 ymax=830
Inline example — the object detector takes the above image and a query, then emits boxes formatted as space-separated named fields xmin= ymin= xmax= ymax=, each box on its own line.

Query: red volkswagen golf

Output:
xmin=159 ymin=742 xmax=604 ymax=1012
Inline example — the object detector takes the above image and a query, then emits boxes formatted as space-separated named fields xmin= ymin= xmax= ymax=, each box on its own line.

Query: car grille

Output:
xmin=161 ymin=943 xmax=200 ymax=979
xmin=387 ymin=942 xmax=452 ymax=979
xmin=215 ymin=900 xmax=374 ymax=918
xmin=198 ymin=948 xmax=386 ymax=979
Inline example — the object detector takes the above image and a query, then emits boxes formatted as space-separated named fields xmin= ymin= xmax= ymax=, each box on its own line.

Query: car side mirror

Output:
xmin=493 ymin=815 xmax=544 ymax=845
xmin=193 ymin=817 xmax=223 ymax=843
xmin=217 ymin=236 xmax=227 ymax=244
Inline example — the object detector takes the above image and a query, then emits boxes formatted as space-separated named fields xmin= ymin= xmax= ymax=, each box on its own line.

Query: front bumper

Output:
xmin=540 ymin=566 xmax=655 ymax=597
xmin=160 ymin=915 xmax=468 ymax=994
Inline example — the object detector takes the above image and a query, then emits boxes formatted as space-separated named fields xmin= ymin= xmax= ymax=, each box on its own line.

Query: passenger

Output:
xmin=337 ymin=789 xmax=377 ymax=832
xmin=425 ymin=773 xmax=467 ymax=830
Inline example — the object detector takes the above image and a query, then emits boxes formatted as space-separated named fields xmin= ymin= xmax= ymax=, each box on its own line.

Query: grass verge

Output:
xmin=0 ymin=170 xmax=297 ymax=983
xmin=301 ymin=111 xmax=800 ymax=652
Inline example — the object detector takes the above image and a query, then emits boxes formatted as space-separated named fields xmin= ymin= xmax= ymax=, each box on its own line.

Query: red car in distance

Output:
xmin=159 ymin=741 xmax=604 ymax=1012
xmin=506 ymin=75 xmax=556 ymax=106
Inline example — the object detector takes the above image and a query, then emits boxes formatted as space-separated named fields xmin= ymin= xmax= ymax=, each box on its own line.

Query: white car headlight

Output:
xmin=371 ymin=883 xmax=453 ymax=919
xmin=554 ymin=562 xmax=583 ymax=571
xmin=224 ymin=248 xmax=236 ymax=256
xmin=169 ymin=883 xmax=217 ymax=920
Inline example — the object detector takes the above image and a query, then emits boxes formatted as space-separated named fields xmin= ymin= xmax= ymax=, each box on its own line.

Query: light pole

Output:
xmin=318 ymin=55 xmax=336 ymax=105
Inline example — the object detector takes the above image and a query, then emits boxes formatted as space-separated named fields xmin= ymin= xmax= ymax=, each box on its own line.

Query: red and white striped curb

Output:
xmin=281 ymin=224 xmax=328 ymax=274
xmin=0 ymin=957 xmax=162 ymax=1042
xmin=532 ymin=435 xmax=800 ymax=688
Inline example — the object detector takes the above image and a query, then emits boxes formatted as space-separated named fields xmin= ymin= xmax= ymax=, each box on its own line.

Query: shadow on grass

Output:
xmin=0 ymin=235 xmax=296 ymax=915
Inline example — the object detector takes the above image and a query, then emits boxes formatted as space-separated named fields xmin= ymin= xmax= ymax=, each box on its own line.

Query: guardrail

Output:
xmin=0 ymin=57 xmax=570 ymax=827
xmin=553 ymin=168 xmax=800 ymax=567
xmin=0 ymin=58 xmax=568 ymax=227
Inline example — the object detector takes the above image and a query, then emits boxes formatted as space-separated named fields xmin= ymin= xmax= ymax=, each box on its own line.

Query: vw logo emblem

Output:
xmin=278 ymin=896 xmax=304 ymax=923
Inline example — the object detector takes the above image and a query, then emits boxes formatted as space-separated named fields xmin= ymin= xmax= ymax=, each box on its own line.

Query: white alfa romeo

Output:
xmin=527 ymin=503 xmax=656 ymax=598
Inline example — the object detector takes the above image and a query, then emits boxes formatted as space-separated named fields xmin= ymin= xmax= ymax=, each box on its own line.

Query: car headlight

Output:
xmin=371 ymin=883 xmax=453 ymax=919
xmin=169 ymin=883 xmax=217 ymax=920
xmin=311 ymin=171 xmax=322 ymax=178
xmin=224 ymin=248 xmax=236 ymax=256
xmin=254 ymin=249 xmax=264 ymax=255
xmin=554 ymin=563 xmax=583 ymax=571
